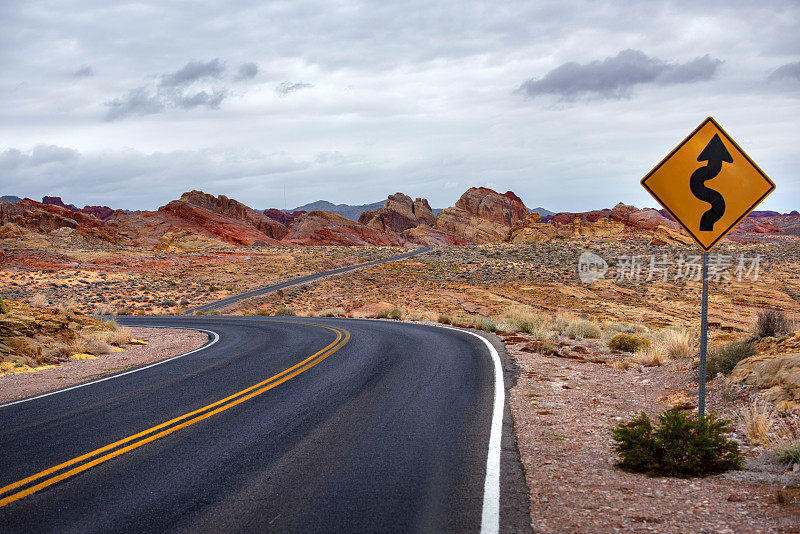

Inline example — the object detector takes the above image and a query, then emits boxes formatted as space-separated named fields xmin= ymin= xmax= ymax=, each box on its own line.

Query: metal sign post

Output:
xmin=698 ymin=252 xmax=709 ymax=416
xmin=641 ymin=117 xmax=775 ymax=416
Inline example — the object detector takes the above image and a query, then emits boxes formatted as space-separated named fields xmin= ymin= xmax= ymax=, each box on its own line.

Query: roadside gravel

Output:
xmin=505 ymin=334 xmax=800 ymax=533
xmin=0 ymin=327 xmax=208 ymax=404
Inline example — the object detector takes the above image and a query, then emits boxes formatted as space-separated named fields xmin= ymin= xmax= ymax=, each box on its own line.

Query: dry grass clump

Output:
xmin=29 ymin=293 xmax=49 ymax=308
xmin=753 ymin=309 xmax=794 ymax=339
xmin=565 ymin=319 xmax=602 ymax=339
xmin=631 ymin=347 xmax=670 ymax=367
xmin=85 ymin=338 xmax=113 ymax=355
xmin=548 ymin=313 xmax=571 ymax=335
xmin=740 ymin=400 xmax=774 ymax=446
xmin=659 ymin=328 xmax=695 ymax=360
xmin=502 ymin=306 xmax=548 ymax=336
xmin=93 ymin=304 xmax=117 ymax=316
xmin=55 ymin=298 xmax=78 ymax=314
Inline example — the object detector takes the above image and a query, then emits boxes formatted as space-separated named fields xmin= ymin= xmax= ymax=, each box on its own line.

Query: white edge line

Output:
xmin=0 ymin=326 xmax=220 ymax=410
xmin=437 ymin=324 xmax=504 ymax=534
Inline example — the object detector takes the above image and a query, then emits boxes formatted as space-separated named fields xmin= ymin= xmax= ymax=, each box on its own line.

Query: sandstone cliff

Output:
xmin=435 ymin=187 xmax=528 ymax=243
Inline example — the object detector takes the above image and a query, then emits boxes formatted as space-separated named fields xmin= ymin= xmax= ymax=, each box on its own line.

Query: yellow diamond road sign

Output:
xmin=641 ymin=117 xmax=775 ymax=252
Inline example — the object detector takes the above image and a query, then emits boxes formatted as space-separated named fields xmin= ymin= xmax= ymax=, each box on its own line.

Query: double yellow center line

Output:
xmin=0 ymin=323 xmax=350 ymax=508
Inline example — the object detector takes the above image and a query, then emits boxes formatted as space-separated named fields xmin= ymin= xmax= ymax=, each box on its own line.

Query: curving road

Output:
xmin=0 ymin=315 xmax=530 ymax=533
xmin=186 ymin=247 xmax=433 ymax=314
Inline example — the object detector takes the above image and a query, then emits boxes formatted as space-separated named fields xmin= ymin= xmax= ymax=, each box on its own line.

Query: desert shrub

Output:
xmin=437 ymin=314 xmax=452 ymax=325
xmin=607 ymin=322 xmax=647 ymax=335
xmin=388 ymin=308 xmax=402 ymax=320
xmin=29 ymin=293 xmax=49 ymax=308
xmin=660 ymin=329 xmax=695 ymax=359
xmin=322 ymin=311 xmax=337 ymax=318
xmin=209 ymin=311 xmax=221 ymax=315
xmin=71 ymin=336 xmax=88 ymax=354
xmin=548 ymin=314 xmax=570 ymax=334
xmin=274 ymin=308 xmax=296 ymax=317
xmin=193 ymin=311 xmax=206 ymax=316
xmin=565 ymin=319 xmax=601 ymax=339
xmin=93 ymin=304 xmax=116 ymax=316
xmin=613 ymin=408 xmax=743 ymax=477
xmin=118 ymin=308 xmax=132 ymax=316
xmin=85 ymin=338 xmax=113 ymax=355
xmin=776 ymin=441 xmax=800 ymax=466
xmin=706 ymin=341 xmax=757 ymax=379
xmin=256 ymin=309 xmax=271 ymax=316
xmin=479 ymin=318 xmax=497 ymax=332
xmin=0 ymin=298 xmax=9 ymax=314
xmin=608 ymin=334 xmax=651 ymax=353
xmin=754 ymin=309 xmax=793 ymax=339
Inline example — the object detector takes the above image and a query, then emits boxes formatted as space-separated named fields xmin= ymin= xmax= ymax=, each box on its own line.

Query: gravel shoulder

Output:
xmin=504 ymin=334 xmax=800 ymax=533
xmin=0 ymin=327 xmax=208 ymax=404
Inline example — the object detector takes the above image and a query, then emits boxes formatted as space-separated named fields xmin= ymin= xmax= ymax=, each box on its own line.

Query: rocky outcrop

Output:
xmin=284 ymin=211 xmax=403 ymax=246
xmin=1 ymin=199 xmax=116 ymax=243
xmin=609 ymin=203 xmax=680 ymax=231
xmin=732 ymin=331 xmax=800 ymax=410
xmin=359 ymin=193 xmax=436 ymax=233
xmin=435 ymin=187 xmax=528 ymax=243
xmin=81 ymin=206 xmax=118 ymax=221
xmin=506 ymin=212 xmax=558 ymax=243
xmin=649 ymin=225 xmax=695 ymax=246
xmin=263 ymin=209 xmax=306 ymax=226
xmin=42 ymin=196 xmax=80 ymax=212
xmin=400 ymin=226 xmax=474 ymax=246
xmin=157 ymin=201 xmax=283 ymax=246
xmin=175 ymin=191 xmax=289 ymax=240
xmin=549 ymin=209 xmax=612 ymax=226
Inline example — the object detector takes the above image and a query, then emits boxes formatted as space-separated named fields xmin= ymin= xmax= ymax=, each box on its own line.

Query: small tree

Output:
xmin=613 ymin=407 xmax=743 ymax=478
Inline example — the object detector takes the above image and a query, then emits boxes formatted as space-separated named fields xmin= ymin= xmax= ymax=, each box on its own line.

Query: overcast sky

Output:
xmin=1 ymin=0 xmax=798 ymax=212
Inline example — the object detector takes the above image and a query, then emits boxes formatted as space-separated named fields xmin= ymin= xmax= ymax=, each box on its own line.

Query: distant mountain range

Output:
xmin=530 ymin=207 xmax=555 ymax=217
xmin=288 ymin=200 xmax=443 ymax=221
xmin=1 ymin=195 xmax=21 ymax=204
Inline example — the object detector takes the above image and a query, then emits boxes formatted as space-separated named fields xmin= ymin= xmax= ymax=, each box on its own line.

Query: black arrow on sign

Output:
xmin=690 ymin=133 xmax=732 ymax=231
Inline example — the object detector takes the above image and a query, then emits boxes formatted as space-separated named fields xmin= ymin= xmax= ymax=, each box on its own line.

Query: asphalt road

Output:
xmin=0 ymin=316 xmax=530 ymax=533
xmin=186 ymin=247 xmax=433 ymax=314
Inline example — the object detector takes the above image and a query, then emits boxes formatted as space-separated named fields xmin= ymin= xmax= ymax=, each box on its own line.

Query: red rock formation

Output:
xmin=751 ymin=222 xmax=782 ymax=233
xmin=609 ymin=203 xmax=680 ymax=231
xmin=284 ymin=211 xmax=402 ymax=246
xmin=359 ymin=193 xmax=436 ymax=233
xmin=549 ymin=209 xmax=612 ymax=226
xmin=1 ymin=199 xmax=116 ymax=242
xmin=434 ymin=187 xmax=528 ymax=243
xmin=81 ymin=205 xmax=118 ymax=221
xmin=263 ymin=209 xmax=306 ymax=225
xmin=42 ymin=196 xmax=80 ymax=212
xmin=176 ymin=191 xmax=288 ymax=240
xmin=157 ymin=202 xmax=283 ymax=246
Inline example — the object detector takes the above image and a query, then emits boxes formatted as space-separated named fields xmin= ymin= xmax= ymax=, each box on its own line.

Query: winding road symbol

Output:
xmin=640 ymin=117 xmax=775 ymax=252
xmin=690 ymin=133 xmax=732 ymax=231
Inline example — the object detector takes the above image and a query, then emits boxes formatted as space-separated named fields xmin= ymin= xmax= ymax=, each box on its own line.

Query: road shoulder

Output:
xmin=0 ymin=327 xmax=208 ymax=404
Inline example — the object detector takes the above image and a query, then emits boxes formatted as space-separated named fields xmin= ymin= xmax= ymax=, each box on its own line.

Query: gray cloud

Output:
xmin=159 ymin=58 xmax=225 ymax=88
xmin=769 ymin=60 xmax=800 ymax=81
xmin=105 ymin=86 xmax=166 ymax=121
xmin=234 ymin=62 xmax=258 ymax=81
xmin=73 ymin=65 xmax=94 ymax=78
xmin=276 ymin=81 xmax=312 ymax=96
xmin=518 ymin=49 xmax=723 ymax=99
xmin=105 ymin=59 xmax=229 ymax=120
